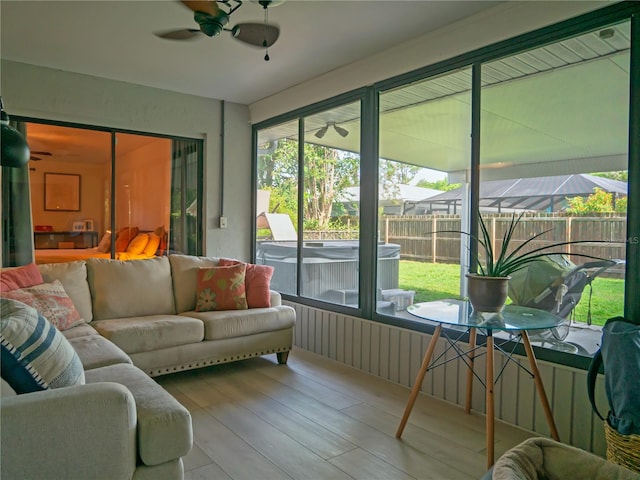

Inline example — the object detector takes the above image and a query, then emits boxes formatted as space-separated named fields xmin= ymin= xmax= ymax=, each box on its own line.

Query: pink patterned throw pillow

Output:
xmin=1 ymin=280 xmax=85 ymax=331
xmin=218 ymin=259 xmax=274 ymax=308
xmin=195 ymin=264 xmax=248 ymax=312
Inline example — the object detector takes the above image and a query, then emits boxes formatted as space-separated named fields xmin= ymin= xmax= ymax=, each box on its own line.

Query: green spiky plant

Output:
xmin=469 ymin=211 xmax=606 ymax=277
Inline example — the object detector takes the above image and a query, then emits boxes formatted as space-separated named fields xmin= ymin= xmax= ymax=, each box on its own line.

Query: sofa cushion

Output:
xmin=196 ymin=264 xmax=248 ymax=312
xmin=61 ymin=323 xmax=100 ymax=340
xmin=182 ymin=306 xmax=296 ymax=341
xmin=39 ymin=260 xmax=93 ymax=322
xmin=87 ymin=257 xmax=176 ymax=320
xmin=0 ymin=298 xmax=85 ymax=394
xmin=91 ymin=315 xmax=204 ymax=354
xmin=169 ymin=254 xmax=220 ymax=313
xmin=84 ymin=363 xmax=192 ymax=467
xmin=1 ymin=280 xmax=85 ymax=331
xmin=1 ymin=377 xmax=17 ymax=397
xmin=68 ymin=334 xmax=132 ymax=370
xmin=0 ymin=263 xmax=43 ymax=292
xmin=219 ymin=259 xmax=275 ymax=308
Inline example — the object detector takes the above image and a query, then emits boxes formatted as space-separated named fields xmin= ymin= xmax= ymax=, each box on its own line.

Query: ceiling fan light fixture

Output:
xmin=315 ymin=125 xmax=328 ymax=139
xmin=315 ymin=122 xmax=349 ymax=139
xmin=333 ymin=124 xmax=349 ymax=137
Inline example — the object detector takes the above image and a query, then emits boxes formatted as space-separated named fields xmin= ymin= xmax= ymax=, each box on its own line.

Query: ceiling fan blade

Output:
xmin=30 ymin=151 xmax=52 ymax=156
xmin=181 ymin=0 xmax=221 ymax=16
xmin=231 ymin=23 xmax=279 ymax=47
xmin=155 ymin=28 xmax=202 ymax=40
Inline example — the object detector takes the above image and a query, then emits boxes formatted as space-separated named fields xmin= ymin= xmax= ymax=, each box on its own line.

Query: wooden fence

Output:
xmin=381 ymin=214 xmax=627 ymax=277
xmin=303 ymin=214 xmax=626 ymax=277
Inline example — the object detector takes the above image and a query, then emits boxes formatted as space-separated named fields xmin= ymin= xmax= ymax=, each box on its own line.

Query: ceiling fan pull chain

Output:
xmin=263 ymin=5 xmax=270 ymax=61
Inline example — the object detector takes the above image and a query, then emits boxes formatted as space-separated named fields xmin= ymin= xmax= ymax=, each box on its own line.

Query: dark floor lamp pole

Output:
xmin=1 ymin=97 xmax=33 ymax=267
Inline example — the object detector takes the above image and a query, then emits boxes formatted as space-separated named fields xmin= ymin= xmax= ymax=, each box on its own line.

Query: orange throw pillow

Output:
xmin=143 ymin=233 xmax=161 ymax=257
xmin=0 ymin=263 xmax=44 ymax=293
xmin=114 ymin=227 xmax=139 ymax=252
xmin=196 ymin=264 xmax=248 ymax=311
xmin=126 ymin=233 xmax=150 ymax=255
xmin=218 ymin=259 xmax=274 ymax=308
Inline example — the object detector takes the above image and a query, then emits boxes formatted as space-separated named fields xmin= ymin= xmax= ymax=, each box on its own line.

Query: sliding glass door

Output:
xmin=19 ymin=119 xmax=202 ymax=264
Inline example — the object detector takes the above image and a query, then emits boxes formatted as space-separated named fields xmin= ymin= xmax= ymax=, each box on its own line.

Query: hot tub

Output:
xmin=256 ymin=240 xmax=400 ymax=302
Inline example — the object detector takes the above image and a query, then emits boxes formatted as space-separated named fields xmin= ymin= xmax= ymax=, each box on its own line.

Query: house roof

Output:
xmin=339 ymin=184 xmax=442 ymax=204
xmin=419 ymin=174 xmax=628 ymax=212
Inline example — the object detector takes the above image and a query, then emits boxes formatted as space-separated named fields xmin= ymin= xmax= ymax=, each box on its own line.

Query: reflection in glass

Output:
xmin=255 ymin=120 xmax=299 ymax=295
xmin=301 ymin=103 xmax=361 ymax=304
xmin=377 ymin=68 xmax=472 ymax=317
xmin=479 ymin=22 xmax=629 ymax=328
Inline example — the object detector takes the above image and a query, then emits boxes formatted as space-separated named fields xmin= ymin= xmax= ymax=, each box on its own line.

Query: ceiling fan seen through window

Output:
xmin=155 ymin=0 xmax=282 ymax=61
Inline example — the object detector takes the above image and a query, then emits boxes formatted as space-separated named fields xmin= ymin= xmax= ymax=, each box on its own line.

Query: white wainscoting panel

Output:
xmin=285 ymin=301 xmax=609 ymax=457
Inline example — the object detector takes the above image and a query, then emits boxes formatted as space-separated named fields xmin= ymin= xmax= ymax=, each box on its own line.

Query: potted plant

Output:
xmin=456 ymin=212 xmax=605 ymax=312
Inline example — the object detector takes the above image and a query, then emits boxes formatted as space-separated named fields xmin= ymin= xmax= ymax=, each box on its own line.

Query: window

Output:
xmin=253 ymin=4 xmax=638 ymax=363
xmin=256 ymin=119 xmax=299 ymax=295
xmin=479 ymin=21 xmax=629 ymax=341
xmin=255 ymin=102 xmax=363 ymax=305
xmin=301 ymin=103 xmax=361 ymax=304
xmin=377 ymin=68 xmax=472 ymax=317
xmin=23 ymin=120 xmax=202 ymax=262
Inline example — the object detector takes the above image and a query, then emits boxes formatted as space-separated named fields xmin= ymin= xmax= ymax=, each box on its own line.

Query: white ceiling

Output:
xmin=0 ymin=0 xmax=501 ymax=105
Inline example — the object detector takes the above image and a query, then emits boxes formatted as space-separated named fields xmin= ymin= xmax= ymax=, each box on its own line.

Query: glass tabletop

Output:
xmin=406 ymin=300 xmax=564 ymax=331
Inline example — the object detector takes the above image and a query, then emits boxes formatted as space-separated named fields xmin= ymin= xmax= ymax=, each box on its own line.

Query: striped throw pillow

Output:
xmin=0 ymin=298 xmax=85 ymax=394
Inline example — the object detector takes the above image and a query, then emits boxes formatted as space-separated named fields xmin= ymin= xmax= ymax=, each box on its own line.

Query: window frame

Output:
xmin=253 ymin=2 xmax=639 ymax=370
xmin=17 ymin=116 xmax=204 ymax=257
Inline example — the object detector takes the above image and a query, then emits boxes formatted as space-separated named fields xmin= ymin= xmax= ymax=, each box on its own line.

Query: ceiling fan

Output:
xmin=155 ymin=0 xmax=281 ymax=61
xmin=30 ymin=151 xmax=53 ymax=161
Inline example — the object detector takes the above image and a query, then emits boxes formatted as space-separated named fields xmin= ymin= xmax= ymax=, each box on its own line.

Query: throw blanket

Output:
xmin=493 ymin=437 xmax=638 ymax=480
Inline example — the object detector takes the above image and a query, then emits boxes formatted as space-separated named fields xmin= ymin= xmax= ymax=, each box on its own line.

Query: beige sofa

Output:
xmin=483 ymin=437 xmax=638 ymax=480
xmin=1 ymin=254 xmax=297 ymax=480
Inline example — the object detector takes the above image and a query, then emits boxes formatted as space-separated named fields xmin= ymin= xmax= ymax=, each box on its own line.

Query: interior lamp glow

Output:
xmin=1 ymin=97 xmax=30 ymax=168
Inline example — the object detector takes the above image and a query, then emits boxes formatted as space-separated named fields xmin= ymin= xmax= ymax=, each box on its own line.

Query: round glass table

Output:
xmin=406 ymin=299 xmax=565 ymax=331
xmin=396 ymin=299 xmax=562 ymax=469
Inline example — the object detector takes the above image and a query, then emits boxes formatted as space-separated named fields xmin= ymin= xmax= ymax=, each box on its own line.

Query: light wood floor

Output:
xmin=156 ymin=347 xmax=536 ymax=480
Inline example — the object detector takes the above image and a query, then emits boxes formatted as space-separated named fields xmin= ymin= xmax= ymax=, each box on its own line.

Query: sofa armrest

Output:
xmin=1 ymin=383 xmax=137 ymax=480
xmin=270 ymin=289 xmax=282 ymax=306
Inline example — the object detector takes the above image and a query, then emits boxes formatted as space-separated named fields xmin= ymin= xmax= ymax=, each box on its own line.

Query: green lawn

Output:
xmin=398 ymin=261 xmax=624 ymax=326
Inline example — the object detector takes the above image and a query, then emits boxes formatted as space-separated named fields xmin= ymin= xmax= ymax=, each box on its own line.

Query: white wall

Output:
xmin=29 ymin=160 xmax=106 ymax=234
xmin=1 ymin=60 xmax=252 ymax=260
xmin=249 ymin=1 xmax=607 ymax=123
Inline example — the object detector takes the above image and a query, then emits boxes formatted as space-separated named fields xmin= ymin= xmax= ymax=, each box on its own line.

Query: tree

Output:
xmin=257 ymin=139 xmax=359 ymax=230
xmin=565 ymin=187 xmax=627 ymax=215
xmin=416 ymin=178 xmax=461 ymax=191
xmin=379 ymin=159 xmax=420 ymax=201
xmin=592 ymin=171 xmax=628 ymax=182
xmin=257 ymin=139 xmax=300 ymax=225
xmin=304 ymin=145 xmax=359 ymax=229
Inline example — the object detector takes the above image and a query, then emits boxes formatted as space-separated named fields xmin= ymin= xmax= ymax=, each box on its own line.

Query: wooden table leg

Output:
xmin=486 ymin=332 xmax=495 ymax=470
xmin=396 ymin=324 xmax=442 ymax=438
xmin=465 ymin=327 xmax=477 ymax=414
xmin=521 ymin=331 xmax=560 ymax=441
